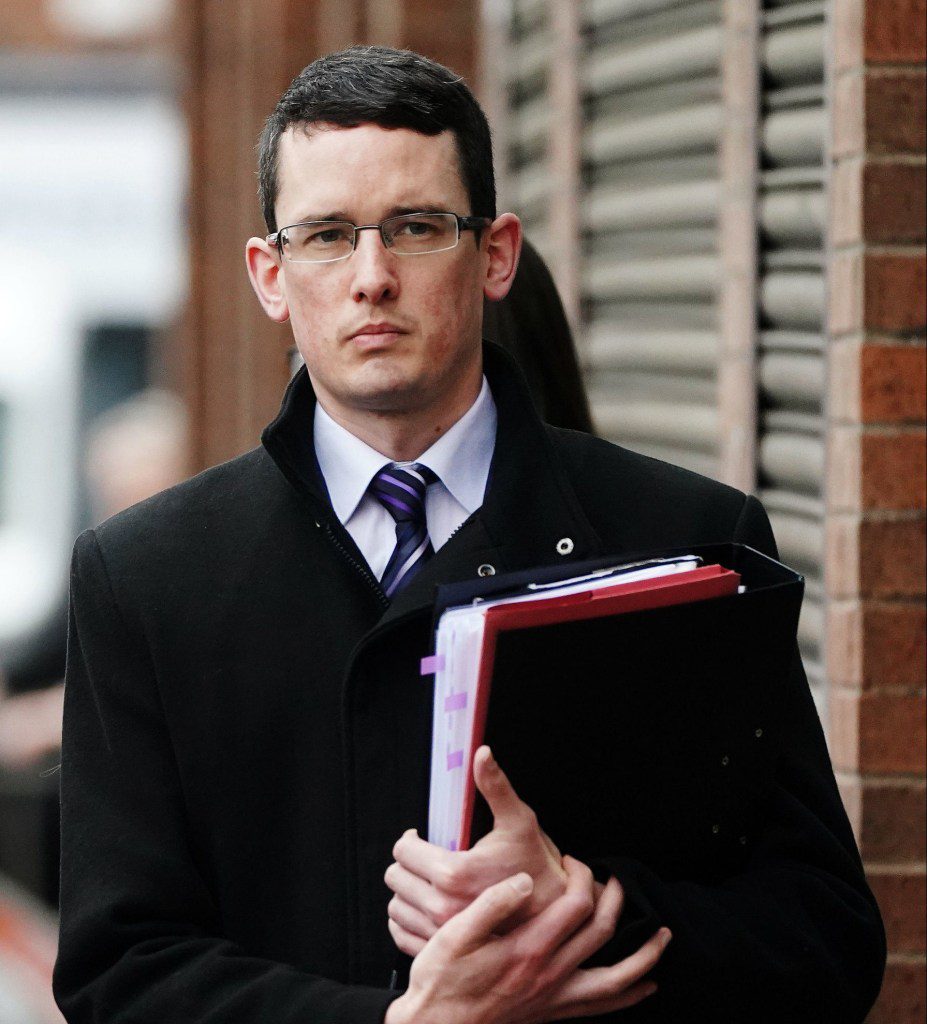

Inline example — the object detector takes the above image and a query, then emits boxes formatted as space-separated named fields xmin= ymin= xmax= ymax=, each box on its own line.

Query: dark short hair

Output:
xmin=258 ymin=46 xmax=496 ymax=234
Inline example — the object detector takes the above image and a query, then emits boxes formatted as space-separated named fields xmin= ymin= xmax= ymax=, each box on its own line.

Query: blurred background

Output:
xmin=0 ymin=1 xmax=923 ymax=1021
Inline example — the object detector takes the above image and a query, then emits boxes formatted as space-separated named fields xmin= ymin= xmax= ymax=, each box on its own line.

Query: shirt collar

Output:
xmin=313 ymin=376 xmax=497 ymax=524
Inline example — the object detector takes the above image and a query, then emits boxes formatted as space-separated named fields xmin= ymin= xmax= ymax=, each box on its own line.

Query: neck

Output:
xmin=316 ymin=376 xmax=483 ymax=463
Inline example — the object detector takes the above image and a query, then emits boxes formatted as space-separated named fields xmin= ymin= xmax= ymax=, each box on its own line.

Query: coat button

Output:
xmin=556 ymin=538 xmax=574 ymax=555
xmin=721 ymin=755 xmax=730 ymax=767
xmin=477 ymin=564 xmax=496 ymax=577
xmin=755 ymin=728 xmax=764 ymax=739
xmin=712 ymin=824 xmax=721 ymax=835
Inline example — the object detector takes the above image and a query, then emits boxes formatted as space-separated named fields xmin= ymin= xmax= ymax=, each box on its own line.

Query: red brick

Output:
xmin=858 ymin=517 xmax=927 ymax=598
xmin=865 ymin=691 xmax=926 ymax=773
xmin=866 ymin=72 xmax=927 ymax=155
xmin=868 ymin=870 xmax=927 ymax=952
xmin=860 ymin=343 xmax=927 ymax=423
xmin=862 ymin=603 xmax=927 ymax=689
xmin=863 ymin=162 xmax=927 ymax=245
xmin=827 ymin=515 xmax=927 ymax=599
xmin=826 ymin=427 xmax=925 ymax=512
xmin=402 ymin=0 xmax=478 ymax=79
xmin=831 ymin=688 xmax=926 ymax=774
xmin=864 ymin=252 xmax=927 ymax=332
xmin=828 ymin=601 xmax=927 ymax=689
xmin=859 ymin=779 xmax=927 ymax=861
xmin=861 ymin=431 xmax=927 ymax=510
xmin=868 ymin=958 xmax=926 ymax=1023
xmin=864 ymin=0 xmax=927 ymax=64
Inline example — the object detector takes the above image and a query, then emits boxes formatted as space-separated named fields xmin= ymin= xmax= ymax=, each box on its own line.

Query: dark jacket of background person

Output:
xmin=483 ymin=239 xmax=593 ymax=433
xmin=54 ymin=344 xmax=885 ymax=1024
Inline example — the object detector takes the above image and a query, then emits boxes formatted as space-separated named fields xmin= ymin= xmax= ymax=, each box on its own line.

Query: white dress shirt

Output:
xmin=313 ymin=377 xmax=497 ymax=582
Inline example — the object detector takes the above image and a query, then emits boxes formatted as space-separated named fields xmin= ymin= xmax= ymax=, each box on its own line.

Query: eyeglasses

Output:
xmin=266 ymin=212 xmax=492 ymax=264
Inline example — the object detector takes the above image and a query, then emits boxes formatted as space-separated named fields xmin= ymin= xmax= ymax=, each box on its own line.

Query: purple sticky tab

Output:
xmin=444 ymin=692 xmax=468 ymax=713
xmin=420 ymin=654 xmax=445 ymax=676
xmin=449 ymin=840 xmax=459 ymax=852
xmin=446 ymin=750 xmax=464 ymax=771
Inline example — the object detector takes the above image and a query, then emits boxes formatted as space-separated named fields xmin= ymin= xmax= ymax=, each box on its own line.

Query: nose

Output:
xmin=349 ymin=227 xmax=399 ymax=305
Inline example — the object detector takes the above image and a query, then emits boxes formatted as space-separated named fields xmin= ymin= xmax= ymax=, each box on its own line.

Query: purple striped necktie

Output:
xmin=369 ymin=462 xmax=438 ymax=598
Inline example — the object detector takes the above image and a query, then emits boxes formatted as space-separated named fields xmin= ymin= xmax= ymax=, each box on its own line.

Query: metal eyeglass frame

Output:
xmin=266 ymin=212 xmax=492 ymax=263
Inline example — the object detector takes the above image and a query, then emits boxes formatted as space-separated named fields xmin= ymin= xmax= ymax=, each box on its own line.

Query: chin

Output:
xmin=355 ymin=385 xmax=426 ymax=414
xmin=349 ymin=362 xmax=427 ymax=407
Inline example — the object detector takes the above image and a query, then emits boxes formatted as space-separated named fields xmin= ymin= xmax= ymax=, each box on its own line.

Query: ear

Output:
xmin=245 ymin=237 xmax=290 ymax=323
xmin=482 ymin=213 xmax=522 ymax=303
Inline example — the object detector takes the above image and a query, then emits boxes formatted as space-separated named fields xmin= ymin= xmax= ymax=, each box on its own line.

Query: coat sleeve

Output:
xmin=54 ymin=530 xmax=399 ymax=1024
xmin=584 ymin=494 xmax=886 ymax=1024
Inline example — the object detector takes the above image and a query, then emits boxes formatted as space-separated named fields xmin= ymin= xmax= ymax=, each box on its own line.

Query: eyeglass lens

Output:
xmin=281 ymin=213 xmax=459 ymax=262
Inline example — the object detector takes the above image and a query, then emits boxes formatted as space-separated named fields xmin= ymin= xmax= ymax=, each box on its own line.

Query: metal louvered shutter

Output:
xmin=757 ymin=0 xmax=827 ymax=709
xmin=503 ymin=0 xmax=555 ymax=259
xmin=581 ymin=0 xmax=724 ymax=479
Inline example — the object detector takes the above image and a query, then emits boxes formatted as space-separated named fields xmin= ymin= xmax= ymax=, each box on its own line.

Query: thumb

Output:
xmin=473 ymin=746 xmax=526 ymax=826
xmin=441 ymin=872 xmax=534 ymax=953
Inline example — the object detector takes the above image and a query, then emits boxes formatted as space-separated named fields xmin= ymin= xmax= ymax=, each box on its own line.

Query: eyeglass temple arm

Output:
xmin=459 ymin=216 xmax=492 ymax=232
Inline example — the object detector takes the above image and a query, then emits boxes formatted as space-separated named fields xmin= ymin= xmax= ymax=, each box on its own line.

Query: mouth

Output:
xmin=348 ymin=323 xmax=408 ymax=349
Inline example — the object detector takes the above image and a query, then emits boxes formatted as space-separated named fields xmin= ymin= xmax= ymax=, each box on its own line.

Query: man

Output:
xmin=55 ymin=47 xmax=885 ymax=1023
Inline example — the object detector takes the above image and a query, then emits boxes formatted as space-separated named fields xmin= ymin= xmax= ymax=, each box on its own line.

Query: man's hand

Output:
xmin=384 ymin=857 xmax=670 ymax=1024
xmin=386 ymin=746 xmax=567 ymax=938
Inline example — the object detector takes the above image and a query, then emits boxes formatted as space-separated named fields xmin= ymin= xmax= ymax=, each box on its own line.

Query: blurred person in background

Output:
xmin=0 ymin=389 xmax=187 ymax=1024
xmin=54 ymin=46 xmax=884 ymax=1024
xmin=483 ymin=237 xmax=593 ymax=435
xmin=0 ymin=390 xmax=188 ymax=772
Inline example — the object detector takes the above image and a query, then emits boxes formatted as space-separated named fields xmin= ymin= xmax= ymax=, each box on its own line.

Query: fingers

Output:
xmin=543 ymin=873 xmax=624 ymax=979
xmin=384 ymin=861 xmax=468 ymax=928
xmin=547 ymin=977 xmax=659 ymax=1020
xmin=389 ymin=831 xmax=456 ymax=888
xmin=473 ymin=746 xmax=529 ymax=828
xmin=508 ymin=855 xmax=595 ymax=960
xmin=388 ymin=895 xmax=439 ymax=942
xmin=436 ymin=872 xmax=535 ymax=955
xmin=550 ymin=926 xmax=672 ymax=1019
xmin=388 ymin=917 xmax=428 ymax=958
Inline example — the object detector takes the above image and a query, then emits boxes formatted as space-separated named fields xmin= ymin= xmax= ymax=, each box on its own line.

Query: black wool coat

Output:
xmin=55 ymin=344 xmax=885 ymax=1024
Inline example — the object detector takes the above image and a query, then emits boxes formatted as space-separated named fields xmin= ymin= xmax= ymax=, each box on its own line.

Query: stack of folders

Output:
xmin=426 ymin=556 xmax=743 ymax=853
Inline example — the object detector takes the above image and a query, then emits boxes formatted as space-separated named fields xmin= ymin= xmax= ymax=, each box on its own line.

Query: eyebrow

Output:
xmin=284 ymin=203 xmax=454 ymax=226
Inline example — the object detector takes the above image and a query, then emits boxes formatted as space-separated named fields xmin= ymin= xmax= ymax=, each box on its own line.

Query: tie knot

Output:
xmin=369 ymin=463 xmax=436 ymax=524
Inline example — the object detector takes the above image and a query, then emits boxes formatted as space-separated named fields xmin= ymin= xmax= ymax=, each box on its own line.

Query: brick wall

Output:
xmin=827 ymin=1 xmax=927 ymax=1020
xmin=0 ymin=0 xmax=173 ymax=50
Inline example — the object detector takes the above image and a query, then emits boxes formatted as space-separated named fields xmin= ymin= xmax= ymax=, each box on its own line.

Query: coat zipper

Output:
xmin=319 ymin=519 xmax=390 ymax=609
xmin=446 ymin=508 xmax=479 ymax=545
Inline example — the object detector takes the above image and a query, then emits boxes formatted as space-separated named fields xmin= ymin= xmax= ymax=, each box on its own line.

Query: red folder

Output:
xmin=457 ymin=564 xmax=741 ymax=850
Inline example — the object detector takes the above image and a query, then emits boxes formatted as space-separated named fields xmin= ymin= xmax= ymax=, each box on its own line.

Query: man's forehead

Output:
xmin=275 ymin=123 xmax=466 ymax=216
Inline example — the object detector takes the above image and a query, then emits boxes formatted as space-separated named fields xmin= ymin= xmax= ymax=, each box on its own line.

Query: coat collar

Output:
xmin=262 ymin=343 xmax=604 ymax=626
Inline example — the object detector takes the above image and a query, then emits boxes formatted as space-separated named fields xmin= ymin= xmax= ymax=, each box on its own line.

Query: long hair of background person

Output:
xmin=483 ymin=237 xmax=593 ymax=434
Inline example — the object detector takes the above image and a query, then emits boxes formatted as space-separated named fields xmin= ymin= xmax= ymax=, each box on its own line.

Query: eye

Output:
xmin=307 ymin=225 xmax=352 ymax=246
xmin=395 ymin=219 xmax=438 ymax=237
